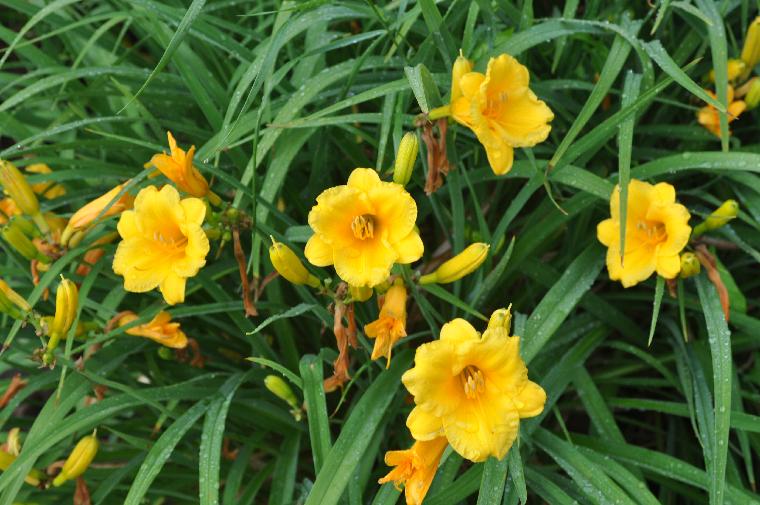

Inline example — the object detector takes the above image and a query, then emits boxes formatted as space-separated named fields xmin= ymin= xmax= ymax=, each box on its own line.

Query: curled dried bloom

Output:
xmin=697 ymin=86 xmax=746 ymax=137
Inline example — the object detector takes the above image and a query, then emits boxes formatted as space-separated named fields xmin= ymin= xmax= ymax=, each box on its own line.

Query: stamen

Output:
xmin=351 ymin=214 xmax=375 ymax=240
xmin=460 ymin=365 xmax=485 ymax=399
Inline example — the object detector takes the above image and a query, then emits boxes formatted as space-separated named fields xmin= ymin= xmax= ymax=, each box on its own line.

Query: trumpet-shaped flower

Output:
xmin=146 ymin=132 xmax=211 ymax=199
xmin=113 ymin=185 xmax=209 ymax=305
xmin=364 ymin=281 xmax=407 ymax=366
xmin=378 ymin=437 xmax=448 ymax=505
xmin=305 ymin=168 xmax=423 ymax=287
xmin=597 ymin=180 xmax=691 ymax=288
xmin=450 ymin=54 xmax=553 ymax=175
xmin=402 ymin=312 xmax=546 ymax=462
xmin=697 ymin=86 xmax=746 ymax=137
xmin=118 ymin=310 xmax=188 ymax=348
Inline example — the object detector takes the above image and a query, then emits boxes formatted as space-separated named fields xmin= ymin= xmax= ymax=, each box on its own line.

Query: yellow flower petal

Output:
xmin=439 ymin=318 xmax=479 ymax=344
xmin=596 ymin=218 xmax=617 ymax=247
xmin=656 ymin=253 xmax=681 ymax=279
xmin=304 ymin=234 xmax=334 ymax=266
xmin=407 ymin=406 xmax=445 ymax=441
xmin=393 ymin=232 xmax=424 ymax=264
xmin=513 ymin=380 xmax=547 ymax=418
xmin=160 ymin=274 xmax=187 ymax=305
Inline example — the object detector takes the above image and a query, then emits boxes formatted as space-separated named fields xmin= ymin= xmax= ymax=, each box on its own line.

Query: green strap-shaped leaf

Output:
xmin=300 ymin=354 xmax=332 ymax=474
xmin=696 ymin=274 xmax=732 ymax=505
xmin=303 ymin=352 xmax=410 ymax=505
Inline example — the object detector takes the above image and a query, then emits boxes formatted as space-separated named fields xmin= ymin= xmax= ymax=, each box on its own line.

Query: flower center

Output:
xmin=635 ymin=220 xmax=667 ymax=245
xmin=351 ymin=214 xmax=375 ymax=240
xmin=484 ymin=91 xmax=508 ymax=117
xmin=460 ymin=365 xmax=485 ymax=400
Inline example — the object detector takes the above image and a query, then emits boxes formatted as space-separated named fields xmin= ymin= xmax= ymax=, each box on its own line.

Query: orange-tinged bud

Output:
xmin=708 ymin=59 xmax=746 ymax=82
xmin=419 ymin=243 xmax=490 ymax=284
xmin=53 ymin=432 xmax=99 ymax=486
xmin=62 ymin=182 xmax=134 ymax=246
xmin=0 ymin=279 xmax=31 ymax=313
xmin=0 ymin=160 xmax=38 ymax=217
xmin=269 ymin=238 xmax=320 ymax=288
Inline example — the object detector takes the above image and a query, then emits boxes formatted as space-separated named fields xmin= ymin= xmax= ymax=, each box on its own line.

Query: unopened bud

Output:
xmin=419 ymin=243 xmax=490 ymax=284
xmin=0 ymin=160 xmax=39 ymax=217
xmin=269 ymin=238 xmax=320 ymax=288
xmin=708 ymin=59 xmax=746 ymax=82
xmin=53 ymin=432 xmax=99 ymax=487
xmin=745 ymin=78 xmax=760 ymax=109
xmin=5 ymin=428 xmax=21 ymax=456
xmin=0 ymin=279 xmax=31 ymax=313
xmin=693 ymin=199 xmax=739 ymax=240
xmin=487 ymin=306 xmax=512 ymax=333
xmin=264 ymin=375 xmax=301 ymax=420
xmin=450 ymin=51 xmax=474 ymax=103
xmin=44 ymin=278 xmax=78 ymax=365
xmin=740 ymin=16 xmax=760 ymax=79
xmin=62 ymin=182 xmax=134 ymax=246
xmin=349 ymin=284 xmax=373 ymax=302
xmin=393 ymin=133 xmax=419 ymax=186
xmin=1 ymin=221 xmax=48 ymax=262
xmin=679 ymin=252 xmax=701 ymax=278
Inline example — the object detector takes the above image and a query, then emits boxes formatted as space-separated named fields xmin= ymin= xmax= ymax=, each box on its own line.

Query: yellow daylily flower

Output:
xmin=450 ymin=53 xmax=553 ymax=175
xmin=146 ymin=132 xmax=218 ymax=204
xmin=118 ymin=310 xmax=188 ymax=349
xmin=364 ymin=280 xmax=407 ymax=367
xmin=697 ymin=86 xmax=746 ymax=137
xmin=113 ymin=185 xmax=209 ymax=305
xmin=378 ymin=437 xmax=448 ymax=505
xmin=304 ymin=168 xmax=423 ymax=287
xmin=402 ymin=309 xmax=546 ymax=463
xmin=25 ymin=163 xmax=66 ymax=199
xmin=597 ymin=180 xmax=691 ymax=288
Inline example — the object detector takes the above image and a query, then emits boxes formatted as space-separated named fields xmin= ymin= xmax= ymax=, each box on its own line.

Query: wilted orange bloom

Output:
xmin=379 ymin=437 xmax=448 ymax=505
xmin=117 ymin=310 xmax=188 ymax=348
xmin=697 ymin=86 xmax=746 ymax=137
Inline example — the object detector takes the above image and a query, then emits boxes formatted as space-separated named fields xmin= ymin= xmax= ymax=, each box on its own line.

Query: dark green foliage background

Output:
xmin=1 ymin=0 xmax=760 ymax=503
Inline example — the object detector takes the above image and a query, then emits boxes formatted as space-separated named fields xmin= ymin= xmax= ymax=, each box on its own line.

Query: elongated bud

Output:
xmin=349 ymin=284 xmax=373 ymax=302
xmin=44 ymin=278 xmax=78 ymax=365
xmin=487 ymin=306 xmax=512 ymax=333
xmin=1 ymin=221 xmax=48 ymax=262
xmin=419 ymin=243 xmax=489 ymax=284
xmin=740 ymin=16 xmax=760 ymax=79
xmin=62 ymin=182 xmax=134 ymax=246
xmin=393 ymin=133 xmax=419 ymax=186
xmin=745 ymin=78 xmax=760 ymax=109
xmin=0 ymin=160 xmax=39 ymax=217
xmin=450 ymin=51 xmax=473 ymax=103
xmin=679 ymin=252 xmax=701 ymax=278
xmin=264 ymin=375 xmax=301 ymax=420
xmin=53 ymin=432 xmax=99 ymax=487
xmin=0 ymin=279 xmax=31 ymax=313
xmin=693 ymin=200 xmax=739 ymax=238
xmin=269 ymin=237 xmax=320 ymax=288
xmin=708 ymin=59 xmax=746 ymax=82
